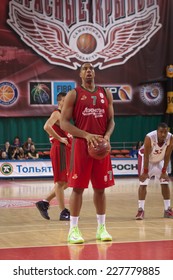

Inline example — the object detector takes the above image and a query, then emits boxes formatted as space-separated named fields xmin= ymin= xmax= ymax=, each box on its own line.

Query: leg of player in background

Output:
xmin=161 ymin=183 xmax=173 ymax=218
xmin=55 ymin=181 xmax=70 ymax=220
xmin=136 ymin=185 xmax=147 ymax=220
xmin=36 ymin=188 xmax=56 ymax=220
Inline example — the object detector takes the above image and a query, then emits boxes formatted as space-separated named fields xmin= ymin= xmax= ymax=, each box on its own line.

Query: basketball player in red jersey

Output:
xmin=60 ymin=63 xmax=115 ymax=244
xmin=36 ymin=92 xmax=72 ymax=221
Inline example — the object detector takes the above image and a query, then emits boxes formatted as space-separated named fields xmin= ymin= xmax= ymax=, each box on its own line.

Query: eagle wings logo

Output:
xmin=8 ymin=4 xmax=161 ymax=69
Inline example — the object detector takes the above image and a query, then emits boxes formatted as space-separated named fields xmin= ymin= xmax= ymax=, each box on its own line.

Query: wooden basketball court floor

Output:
xmin=0 ymin=176 xmax=173 ymax=260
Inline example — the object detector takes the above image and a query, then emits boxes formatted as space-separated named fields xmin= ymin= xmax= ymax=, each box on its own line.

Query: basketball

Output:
xmin=0 ymin=85 xmax=14 ymax=102
xmin=77 ymin=33 xmax=97 ymax=54
xmin=88 ymin=138 xmax=111 ymax=160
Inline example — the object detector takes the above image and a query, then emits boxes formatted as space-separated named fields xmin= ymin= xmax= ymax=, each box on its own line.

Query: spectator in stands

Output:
xmin=13 ymin=136 xmax=21 ymax=147
xmin=17 ymin=147 xmax=27 ymax=160
xmin=129 ymin=145 xmax=138 ymax=158
xmin=23 ymin=137 xmax=34 ymax=153
xmin=136 ymin=141 xmax=143 ymax=150
xmin=0 ymin=151 xmax=8 ymax=160
xmin=3 ymin=141 xmax=13 ymax=159
xmin=27 ymin=144 xmax=39 ymax=159
xmin=11 ymin=146 xmax=20 ymax=160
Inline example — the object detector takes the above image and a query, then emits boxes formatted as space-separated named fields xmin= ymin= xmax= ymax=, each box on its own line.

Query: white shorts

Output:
xmin=138 ymin=153 xmax=168 ymax=186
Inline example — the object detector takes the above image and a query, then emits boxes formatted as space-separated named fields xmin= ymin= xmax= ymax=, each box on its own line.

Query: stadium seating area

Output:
xmin=110 ymin=149 xmax=131 ymax=158
xmin=110 ymin=141 xmax=137 ymax=158
xmin=0 ymin=141 xmax=137 ymax=159
xmin=36 ymin=142 xmax=133 ymax=159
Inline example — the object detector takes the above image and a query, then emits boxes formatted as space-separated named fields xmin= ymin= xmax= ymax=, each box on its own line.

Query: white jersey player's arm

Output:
xmin=143 ymin=136 xmax=152 ymax=171
xmin=162 ymin=135 xmax=173 ymax=172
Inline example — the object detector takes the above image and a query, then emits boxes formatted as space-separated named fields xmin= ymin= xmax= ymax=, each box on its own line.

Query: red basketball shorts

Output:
xmin=68 ymin=138 xmax=115 ymax=189
xmin=50 ymin=142 xmax=71 ymax=183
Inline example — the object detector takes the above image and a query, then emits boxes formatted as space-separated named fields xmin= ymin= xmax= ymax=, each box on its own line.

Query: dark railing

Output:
xmin=111 ymin=141 xmax=138 ymax=150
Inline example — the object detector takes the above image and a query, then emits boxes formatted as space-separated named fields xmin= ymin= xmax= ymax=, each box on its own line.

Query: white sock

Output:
xmin=164 ymin=199 xmax=170 ymax=210
xmin=97 ymin=214 xmax=106 ymax=226
xmin=138 ymin=200 xmax=145 ymax=210
xmin=70 ymin=216 xmax=79 ymax=229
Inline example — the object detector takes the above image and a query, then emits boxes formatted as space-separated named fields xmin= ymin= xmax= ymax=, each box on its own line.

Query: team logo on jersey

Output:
xmin=0 ymin=82 xmax=18 ymax=106
xmin=99 ymin=93 xmax=104 ymax=99
xmin=72 ymin=174 xmax=78 ymax=180
xmin=7 ymin=0 xmax=161 ymax=69
xmin=140 ymin=83 xmax=164 ymax=105
xmin=81 ymin=95 xmax=87 ymax=101
xmin=82 ymin=107 xmax=105 ymax=118
xmin=100 ymin=99 xmax=105 ymax=104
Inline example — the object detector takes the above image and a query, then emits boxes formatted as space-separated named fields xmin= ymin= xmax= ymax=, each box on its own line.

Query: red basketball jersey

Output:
xmin=49 ymin=109 xmax=71 ymax=144
xmin=73 ymin=86 xmax=109 ymax=135
xmin=50 ymin=124 xmax=67 ymax=141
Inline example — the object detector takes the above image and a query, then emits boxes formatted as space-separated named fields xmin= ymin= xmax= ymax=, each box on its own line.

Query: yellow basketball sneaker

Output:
xmin=68 ymin=226 xmax=84 ymax=244
xmin=96 ymin=224 xmax=112 ymax=241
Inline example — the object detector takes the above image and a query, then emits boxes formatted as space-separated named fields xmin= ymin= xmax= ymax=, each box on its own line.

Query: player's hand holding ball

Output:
xmin=88 ymin=137 xmax=111 ymax=160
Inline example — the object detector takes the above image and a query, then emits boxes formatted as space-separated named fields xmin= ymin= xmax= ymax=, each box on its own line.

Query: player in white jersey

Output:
xmin=136 ymin=122 xmax=173 ymax=220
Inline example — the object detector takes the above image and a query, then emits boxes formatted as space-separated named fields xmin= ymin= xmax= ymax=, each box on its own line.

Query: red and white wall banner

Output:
xmin=0 ymin=0 xmax=172 ymax=116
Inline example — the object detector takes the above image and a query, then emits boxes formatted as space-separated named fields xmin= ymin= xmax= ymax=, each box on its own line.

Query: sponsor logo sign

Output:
xmin=53 ymin=81 xmax=76 ymax=104
xmin=101 ymin=85 xmax=132 ymax=102
xmin=0 ymin=82 xmax=18 ymax=105
xmin=139 ymin=83 xmax=164 ymax=105
xmin=0 ymin=159 xmax=138 ymax=178
xmin=0 ymin=162 xmax=13 ymax=175
xmin=30 ymin=82 xmax=52 ymax=105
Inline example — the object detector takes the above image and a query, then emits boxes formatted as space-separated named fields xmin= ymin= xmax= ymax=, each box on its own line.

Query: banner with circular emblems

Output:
xmin=0 ymin=0 xmax=172 ymax=116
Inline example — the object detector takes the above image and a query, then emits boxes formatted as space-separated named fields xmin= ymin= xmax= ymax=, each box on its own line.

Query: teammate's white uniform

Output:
xmin=138 ymin=130 xmax=172 ymax=185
